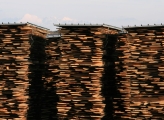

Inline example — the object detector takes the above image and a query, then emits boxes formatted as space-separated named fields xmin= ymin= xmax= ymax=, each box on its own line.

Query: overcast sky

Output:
xmin=0 ymin=0 xmax=163 ymax=30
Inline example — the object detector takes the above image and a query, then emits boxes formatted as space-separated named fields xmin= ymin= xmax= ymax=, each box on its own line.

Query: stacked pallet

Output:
xmin=49 ymin=25 xmax=120 ymax=119
xmin=116 ymin=26 xmax=164 ymax=119
xmin=0 ymin=23 xmax=48 ymax=119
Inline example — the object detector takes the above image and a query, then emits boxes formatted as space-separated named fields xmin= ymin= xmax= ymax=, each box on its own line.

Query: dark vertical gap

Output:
xmin=27 ymin=36 xmax=59 ymax=120
xmin=101 ymin=35 xmax=117 ymax=119
xmin=27 ymin=35 xmax=45 ymax=119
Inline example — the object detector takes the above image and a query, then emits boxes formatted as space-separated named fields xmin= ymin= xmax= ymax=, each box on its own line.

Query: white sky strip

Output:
xmin=0 ymin=0 xmax=163 ymax=30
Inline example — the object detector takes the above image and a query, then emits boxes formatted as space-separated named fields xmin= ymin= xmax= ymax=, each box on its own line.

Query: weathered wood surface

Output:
xmin=0 ymin=24 xmax=47 ymax=119
xmin=116 ymin=27 xmax=164 ymax=119
xmin=45 ymin=26 xmax=119 ymax=119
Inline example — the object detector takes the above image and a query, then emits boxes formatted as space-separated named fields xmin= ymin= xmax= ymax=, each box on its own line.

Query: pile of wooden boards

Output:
xmin=4 ymin=23 xmax=164 ymax=119
xmin=46 ymin=25 xmax=119 ymax=119
xmin=0 ymin=23 xmax=48 ymax=119
xmin=115 ymin=26 xmax=164 ymax=119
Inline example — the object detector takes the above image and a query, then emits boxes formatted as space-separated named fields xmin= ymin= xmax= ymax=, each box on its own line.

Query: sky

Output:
xmin=0 ymin=0 xmax=163 ymax=30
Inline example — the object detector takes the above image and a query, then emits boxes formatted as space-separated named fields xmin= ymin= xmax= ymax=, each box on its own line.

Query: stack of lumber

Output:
xmin=48 ymin=25 xmax=119 ymax=119
xmin=44 ymin=37 xmax=60 ymax=119
xmin=116 ymin=26 xmax=164 ymax=119
xmin=114 ymin=33 xmax=131 ymax=119
xmin=0 ymin=23 xmax=48 ymax=119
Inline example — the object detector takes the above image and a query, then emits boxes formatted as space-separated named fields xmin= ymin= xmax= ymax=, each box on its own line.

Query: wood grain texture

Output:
xmin=115 ymin=27 xmax=164 ymax=119
xmin=0 ymin=24 xmax=47 ymax=120
xmin=46 ymin=26 xmax=119 ymax=119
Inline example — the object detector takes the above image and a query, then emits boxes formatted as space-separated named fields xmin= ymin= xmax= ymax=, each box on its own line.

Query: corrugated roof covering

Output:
xmin=47 ymin=31 xmax=60 ymax=38
xmin=54 ymin=23 xmax=122 ymax=31
xmin=0 ymin=22 xmax=49 ymax=31
xmin=123 ymin=23 xmax=164 ymax=29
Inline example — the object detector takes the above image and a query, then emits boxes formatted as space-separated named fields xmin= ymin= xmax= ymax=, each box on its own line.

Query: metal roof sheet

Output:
xmin=54 ymin=23 xmax=122 ymax=31
xmin=0 ymin=22 xmax=49 ymax=30
xmin=47 ymin=31 xmax=60 ymax=38
xmin=123 ymin=24 xmax=164 ymax=29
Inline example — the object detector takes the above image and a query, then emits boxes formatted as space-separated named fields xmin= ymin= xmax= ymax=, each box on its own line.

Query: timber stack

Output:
xmin=2 ymin=22 xmax=164 ymax=119
xmin=0 ymin=23 xmax=48 ymax=119
xmin=52 ymin=24 xmax=121 ymax=119
xmin=116 ymin=25 xmax=164 ymax=119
